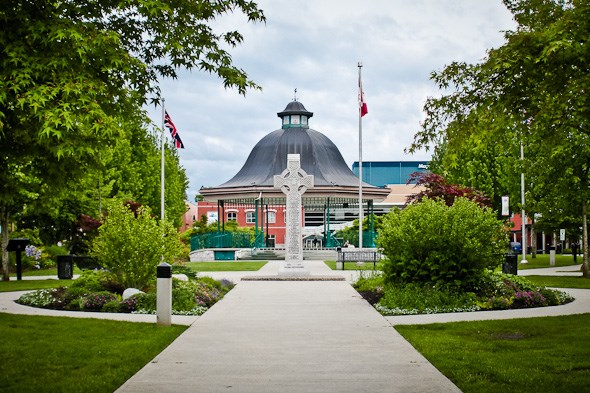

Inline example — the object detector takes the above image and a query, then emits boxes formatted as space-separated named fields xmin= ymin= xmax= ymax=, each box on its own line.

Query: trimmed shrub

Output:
xmin=379 ymin=197 xmax=507 ymax=290
xmin=102 ymin=300 xmax=122 ymax=313
xmin=376 ymin=283 xmax=479 ymax=315
xmin=91 ymin=204 xmax=183 ymax=290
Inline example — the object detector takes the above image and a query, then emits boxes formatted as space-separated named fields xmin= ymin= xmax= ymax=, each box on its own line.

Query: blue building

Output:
xmin=351 ymin=161 xmax=430 ymax=187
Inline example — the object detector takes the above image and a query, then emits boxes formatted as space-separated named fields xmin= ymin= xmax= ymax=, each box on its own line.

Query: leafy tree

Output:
xmin=378 ymin=198 xmax=508 ymax=290
xmin=409 ymin=0 xmax=590 ymax=276
xmin=1 ymin=0 xmax=265 ymax=279
xmin=91 ymin=204 xmax=183 ymax=290
xmin=335 ymin=214 xmax=384 ymax=246
xmin=406 ymin=172 xmax=492 ymax=207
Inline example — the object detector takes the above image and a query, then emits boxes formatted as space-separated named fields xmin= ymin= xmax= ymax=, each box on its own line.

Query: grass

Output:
xmin=396 ymin=314 xmax=590 ymax=393
xmin=324 ymin=260 xmax=382 ymax=271
xmin=8 ymin=267 xmax=83 ymax=277
xmin=525 ymin=275 xmax=590 ymax=289
xmin=0 ymin=313 xmax=186 ymax=393
xmin=184 ymin=261 xmax=267 ymax=271
xmin=516 ymin=254 xmax=580 ymax=269
xmin=0 ymin=279 xmax=70 ymax=292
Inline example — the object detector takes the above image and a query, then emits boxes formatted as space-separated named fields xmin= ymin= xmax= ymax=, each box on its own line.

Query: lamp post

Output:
xmin=520 ymin=141 xmax=528 ymax=264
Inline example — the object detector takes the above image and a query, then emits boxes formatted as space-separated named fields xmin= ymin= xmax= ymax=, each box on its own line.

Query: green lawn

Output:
xmin=324 ymin=260 xmax=382 ymax=271
xmin=184 ymin=261 xmax=267 ymax=271
xmin=524 ymin=275 xmax=590 ymax=289
xmin=0 ymin=279 xmax=70 ymax=292
xmin=516 ymin=254 xmax=580 ymax=269
xmin=396 ymin=314 xmax=590 ymax=393
xmin=0 ymin=313 xmax=186 ymax=393
xmin=8 ymin=267 xmax=83 ymax=277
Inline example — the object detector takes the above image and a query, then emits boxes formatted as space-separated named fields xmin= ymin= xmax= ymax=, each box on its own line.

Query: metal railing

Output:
xmin=190 ymin=232 xmax=252 ymax=251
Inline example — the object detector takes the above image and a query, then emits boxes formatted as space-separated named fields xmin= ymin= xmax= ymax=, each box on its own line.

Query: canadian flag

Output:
xmin=358 ymin=75 xmax=368 ymax=117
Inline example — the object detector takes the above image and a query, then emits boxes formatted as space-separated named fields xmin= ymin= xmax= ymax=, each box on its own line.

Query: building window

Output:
xmin=227 ymin=212 xmax=237 ymax=221
xmin=267 ymin=211 xmax=276 ymax=224
xmin=246 ymin=211 xmax=255 ymax=224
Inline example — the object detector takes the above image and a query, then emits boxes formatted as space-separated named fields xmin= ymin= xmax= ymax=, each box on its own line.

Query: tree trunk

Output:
xmin=582 ymin=202 xmax=590 ymax=277
xmin=1 ymin=206 xmax=10 ymax=281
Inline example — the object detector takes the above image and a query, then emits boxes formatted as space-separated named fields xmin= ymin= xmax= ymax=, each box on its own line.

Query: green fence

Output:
xmin=190 ymin=232 xmax=252 ymax=251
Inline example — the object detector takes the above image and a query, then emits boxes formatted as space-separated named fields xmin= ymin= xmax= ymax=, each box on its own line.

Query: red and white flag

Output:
xmin=164 ymin=111 xmax=185 ymax=149
xmin=358 ymin=75 xmax=368 ymax=117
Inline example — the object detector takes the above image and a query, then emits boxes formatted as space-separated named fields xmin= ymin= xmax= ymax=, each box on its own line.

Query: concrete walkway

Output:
xmin=116 ymin=261 xmax=460 ymax=393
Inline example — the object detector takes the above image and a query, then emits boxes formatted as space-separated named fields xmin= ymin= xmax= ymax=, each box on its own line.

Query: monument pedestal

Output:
xmin=279 ymin=260 xmax=310 ymax=276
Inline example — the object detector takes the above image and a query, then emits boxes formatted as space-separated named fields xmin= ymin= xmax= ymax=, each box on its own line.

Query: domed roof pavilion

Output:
xmin=199 ymin=101 xmax=390 ymax=248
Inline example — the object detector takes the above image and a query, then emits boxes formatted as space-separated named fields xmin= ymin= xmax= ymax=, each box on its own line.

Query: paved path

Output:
xmin=116 ymin=261 xmax=460 ymax=393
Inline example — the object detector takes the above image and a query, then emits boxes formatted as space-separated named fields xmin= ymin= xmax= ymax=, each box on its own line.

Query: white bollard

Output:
xmin=549 ymin=247 xmax=556 ymax=267
xmin=157 ymin=262 xmax=172 ymax=326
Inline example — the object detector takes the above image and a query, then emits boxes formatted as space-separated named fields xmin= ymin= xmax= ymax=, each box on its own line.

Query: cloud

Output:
xmin=149 ymin=0 xmax=516 ymax=201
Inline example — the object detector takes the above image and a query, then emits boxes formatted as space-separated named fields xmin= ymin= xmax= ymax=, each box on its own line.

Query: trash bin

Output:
xmin=502 ymin=254 xmax=518 ymax=275
xmin=57 ymin=255 xmax=74 ymax=279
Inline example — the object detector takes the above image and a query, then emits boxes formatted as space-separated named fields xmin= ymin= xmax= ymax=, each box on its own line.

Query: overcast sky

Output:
xmin=149 ymin=0 xmax=516 ymax=202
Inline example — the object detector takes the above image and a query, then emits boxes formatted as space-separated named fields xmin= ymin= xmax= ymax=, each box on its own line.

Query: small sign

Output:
xmin=207 ymin=211 xmax=218 ymax=224
xmin=560 ymin=229 xmax=566 ymax=241
xmin=501 ymin=196 xmax=509 ymax=216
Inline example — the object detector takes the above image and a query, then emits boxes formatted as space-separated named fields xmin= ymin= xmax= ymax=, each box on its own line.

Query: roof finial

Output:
xmin=293 ymin=88 xmax=298 ymax=101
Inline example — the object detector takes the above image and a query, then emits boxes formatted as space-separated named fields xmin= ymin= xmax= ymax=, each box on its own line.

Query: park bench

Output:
xmin=336 ymin=249 xmax=381 ymax=270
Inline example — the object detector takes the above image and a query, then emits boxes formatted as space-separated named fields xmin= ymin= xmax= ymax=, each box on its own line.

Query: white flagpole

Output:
xmin=520 ymin=141 xmax=527 ymax=264
xmin=161 ymin=98 xmax=166 ymax=222
xmin=358 ymin=62 xmax=364 ymax=250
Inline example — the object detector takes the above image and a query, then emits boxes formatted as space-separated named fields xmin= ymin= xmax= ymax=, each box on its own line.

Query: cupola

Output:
xmin=277 ymin=100 xmax=313 ymax=129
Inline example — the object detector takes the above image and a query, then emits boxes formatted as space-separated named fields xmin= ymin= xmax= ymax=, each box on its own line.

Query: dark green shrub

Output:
xmin=65 ymin=297 xmax=84 ymax=311
xmin=42 ymin=244 xmax=67 ymax=268
xmin=101 ymin=300 xmax=122 ymax=313
xmin=353 ymin=272 xmax=385 ymax=305
xmin=376 ymin=283 xmax=478 ymax=315
xmin=171 ymin=264 xmax=195 ymax=277
xmin=379 ymin=197 xmax=507 ymax=290
xmin=172 ymin=280 xmax=198 ymax=312
xmin=196 ymin=276 xmax=223 ymax=290
xmin=70 ymin=270 xmax=124 ymax=294
xmin=135 ymin=292 xmax=157 ymax=313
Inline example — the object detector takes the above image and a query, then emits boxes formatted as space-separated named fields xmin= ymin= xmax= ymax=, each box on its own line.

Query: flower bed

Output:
xmin=354 ymin=270 xmax=574 ymax=316
xmin=16 ymin=270 xmax=234 ymax=316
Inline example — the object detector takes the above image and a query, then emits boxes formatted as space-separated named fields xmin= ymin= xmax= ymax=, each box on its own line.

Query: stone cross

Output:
xmin=274 ymin=154 xmax=314 ymax=275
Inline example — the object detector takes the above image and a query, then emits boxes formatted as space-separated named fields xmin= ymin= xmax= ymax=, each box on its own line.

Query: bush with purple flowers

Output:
xmin=120 ymin=294 xmax=141 ymax=313
xmin=513 ymin=290 xmax=547 ymax=308
xmin=83 ymin=292 xmax=120 ymax=311
xmin=194 ymin=282 xmax=221 ymax=307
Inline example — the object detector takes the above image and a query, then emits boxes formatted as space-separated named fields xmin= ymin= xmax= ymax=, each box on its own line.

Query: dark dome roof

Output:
xmin=277 ymin=101 xmax=313 ymax=118
xmin=217 ymin=126 xmax=366 ymax=188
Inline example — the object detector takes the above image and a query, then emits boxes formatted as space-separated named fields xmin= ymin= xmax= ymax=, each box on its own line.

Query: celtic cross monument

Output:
xmin=274 ymin=154 xmax=314 ymax=275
